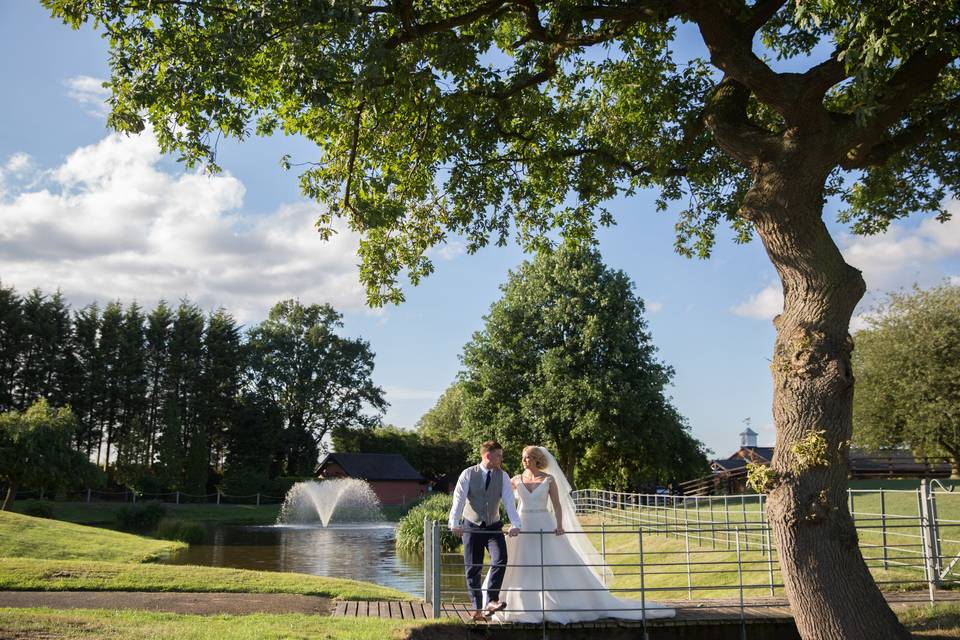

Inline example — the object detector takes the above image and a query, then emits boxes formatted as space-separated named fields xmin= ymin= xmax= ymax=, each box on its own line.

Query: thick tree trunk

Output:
xmin=746 ymin=164 xmax=911 ymax=640
xmin=2 ymin=482 xmax=16 ymax=511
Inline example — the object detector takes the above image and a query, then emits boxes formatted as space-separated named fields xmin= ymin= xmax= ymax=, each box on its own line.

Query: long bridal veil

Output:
xmin=535 ymin=447 xmax=613 ymax=585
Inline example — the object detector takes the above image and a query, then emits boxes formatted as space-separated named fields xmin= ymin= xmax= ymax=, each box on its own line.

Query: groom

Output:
xmin=449 ymin=440 xmax=521 ymax=621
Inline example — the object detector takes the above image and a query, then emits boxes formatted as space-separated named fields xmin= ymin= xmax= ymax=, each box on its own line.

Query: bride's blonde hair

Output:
xmin=522 ymin=446 xmax=547 ymax=469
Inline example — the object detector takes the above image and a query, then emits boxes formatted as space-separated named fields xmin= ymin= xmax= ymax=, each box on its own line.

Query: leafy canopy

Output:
xmin=852 ymin=282 xmax=960 ymax=463
xmin=44 ymin=0 xmax=960 ymax=303
xmin=0 ymin=399 xmax=98 ymax=503
xmin=458 ymin=240 xmax=706 ymax=485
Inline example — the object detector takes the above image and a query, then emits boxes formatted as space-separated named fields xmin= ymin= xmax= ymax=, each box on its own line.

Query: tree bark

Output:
xmin=745 ymin=160 xmax=911 ymax=640
xmin=2 ymin=482 xmax=16 ymax=511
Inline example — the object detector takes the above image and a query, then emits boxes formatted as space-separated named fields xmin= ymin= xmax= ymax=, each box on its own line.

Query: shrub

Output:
xmin=115 ymin=501 xmax=167 ymax=533
xmin=20 ymin=499 xmax=54 ymax=519
xmin=395 ymin=493 xmax=461 ymax=555
xmin=156 ymin=518 xmax=207 ymax=544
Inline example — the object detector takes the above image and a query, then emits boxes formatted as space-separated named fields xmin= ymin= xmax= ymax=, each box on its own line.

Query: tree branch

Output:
xmin=703 ymin=77 xmax=780 ymax=166
xmin=688 ymin=1 xmax=801 ymax=120
xmin=840 ymin=49 xmax=957 ymax=164
xmin=841 ymin=94 xmax=960 ymax=170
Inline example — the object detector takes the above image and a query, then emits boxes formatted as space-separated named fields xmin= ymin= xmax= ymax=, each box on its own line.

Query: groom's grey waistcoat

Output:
xmin=462 ymin=465 xmax=502 ymax=525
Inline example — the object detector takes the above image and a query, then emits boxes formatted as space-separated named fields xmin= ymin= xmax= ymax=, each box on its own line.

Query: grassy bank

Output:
xmin=0 ymin=510 xmax=185 ymax=562
xmin=0 ymin=558 xmax=413 ymax=600
xmin=0 ymin=510 xmax=412 ymax=601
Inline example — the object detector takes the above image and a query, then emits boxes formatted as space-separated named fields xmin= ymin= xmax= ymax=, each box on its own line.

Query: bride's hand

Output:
xmin=554 ymin=526 xmax=564 ymax=536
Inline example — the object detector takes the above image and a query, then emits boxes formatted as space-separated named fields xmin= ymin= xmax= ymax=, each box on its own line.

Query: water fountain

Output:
xmin=277 ymin=478 xmax=384 ymax=526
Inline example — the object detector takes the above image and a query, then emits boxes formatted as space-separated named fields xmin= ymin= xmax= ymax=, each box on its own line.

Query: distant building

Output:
xmin=681 ymin=429 xmax=953 ymax=495
xmin=315 ymin=452 xmax=427 ymax=506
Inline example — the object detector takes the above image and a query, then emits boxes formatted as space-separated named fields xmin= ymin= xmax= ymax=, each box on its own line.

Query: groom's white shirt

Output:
xmin=448 ymin=462 xmax=521 ymax=530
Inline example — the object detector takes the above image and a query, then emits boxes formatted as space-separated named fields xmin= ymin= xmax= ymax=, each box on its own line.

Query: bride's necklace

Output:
xmin=521 ymin=471 xmax=545 ymax=490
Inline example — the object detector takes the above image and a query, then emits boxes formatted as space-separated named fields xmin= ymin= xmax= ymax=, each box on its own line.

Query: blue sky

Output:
xmin=2 ymin=3 xmax=958 ymax=460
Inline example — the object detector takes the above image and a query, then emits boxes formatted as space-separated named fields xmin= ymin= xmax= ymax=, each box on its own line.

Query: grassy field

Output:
xmin=566 ymin=491 xmax=960 ymax=600
xmin=0 ymin=510 xmax=185 ymax=562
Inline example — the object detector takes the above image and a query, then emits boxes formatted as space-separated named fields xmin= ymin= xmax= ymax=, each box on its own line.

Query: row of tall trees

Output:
xmin=0 ymin=283 xmax=385 ymax=493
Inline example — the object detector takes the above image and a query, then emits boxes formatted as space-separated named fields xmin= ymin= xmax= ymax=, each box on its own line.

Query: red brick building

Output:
xmin=315 ymin=453 xmax=427 ymax=506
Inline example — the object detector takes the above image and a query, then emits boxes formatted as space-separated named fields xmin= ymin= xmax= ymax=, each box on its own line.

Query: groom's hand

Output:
xmin=451 ymin=525 xmax=464 ymax=537
xmin=507 ymin=526 xmax=520 ymax=537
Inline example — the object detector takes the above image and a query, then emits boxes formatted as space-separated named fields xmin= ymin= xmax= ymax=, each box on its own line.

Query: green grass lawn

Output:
xmin=0 ymin=510 xmax=185 ymax=562
xmin=0 ymin=604 xmax=955 ymax=639
xmin=575 ymin=504 xmax=949 ymax=600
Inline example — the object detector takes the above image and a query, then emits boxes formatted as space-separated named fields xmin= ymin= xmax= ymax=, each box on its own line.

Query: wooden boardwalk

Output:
xmin=333 ymin=591 xmax=960 ymax=627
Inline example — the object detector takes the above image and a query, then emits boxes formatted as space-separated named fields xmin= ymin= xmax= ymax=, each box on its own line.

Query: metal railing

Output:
xmin=424 ymin=479 xmax=960 ymax=635
xmin=5 ymin=487 xmax=422 ymax=507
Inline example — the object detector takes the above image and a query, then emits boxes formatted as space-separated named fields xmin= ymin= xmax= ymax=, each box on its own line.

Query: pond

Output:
xmin=162 ymin=523 xmax=465 ymax=597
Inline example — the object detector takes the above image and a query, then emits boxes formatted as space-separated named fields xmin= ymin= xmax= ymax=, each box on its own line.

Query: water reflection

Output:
xmin=165 ymin=524 xmax=427 ymax=595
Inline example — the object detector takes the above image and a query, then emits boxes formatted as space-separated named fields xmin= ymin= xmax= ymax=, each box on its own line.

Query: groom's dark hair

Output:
xmin=480 ymin=440 xmax=502 ymax=454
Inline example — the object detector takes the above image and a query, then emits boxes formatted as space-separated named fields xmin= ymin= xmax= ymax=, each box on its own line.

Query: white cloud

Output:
xmin=64 ymin=75 xmax=111 ymax=117
xmin=950 ymin=275 xmax=960 ymax=286
xmin=841 ymin=201 xmax=960 ymax=290
xmin=646 ymin=301 xmax=664 ymax=313
xmin=4 ymin=153 xmax=32 ymax=174
xmin=0 ymin=130 xmax=369 ymax=323
xmin=731 ymin=283 xmax=783 ymax=320
xmin=427 ymin=240 xmax=466 ymax=261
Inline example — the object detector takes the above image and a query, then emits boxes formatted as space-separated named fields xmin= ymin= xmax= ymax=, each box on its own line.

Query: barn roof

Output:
xmin=316 ymin=452 xmax=425 ymax=482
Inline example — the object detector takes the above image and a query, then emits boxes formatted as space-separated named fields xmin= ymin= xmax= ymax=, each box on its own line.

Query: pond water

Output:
xmin=162 ymin=523 xmax=464 ymax=597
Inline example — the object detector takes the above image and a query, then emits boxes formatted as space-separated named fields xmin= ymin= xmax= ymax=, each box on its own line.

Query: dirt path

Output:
xmin=0 ymin=591 xmax=333 ymax=615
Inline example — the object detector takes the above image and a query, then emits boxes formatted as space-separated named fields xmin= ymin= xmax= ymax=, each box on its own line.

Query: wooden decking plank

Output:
xmin=401 ymin=601 xmax=416 ymax=620
xmin=346 ymin=601 xmax=359 ymax=617
xmin=389 ymin=601 xmax=402 ymax=619
xmin=333 ymin=601 xmax=347 ymax=617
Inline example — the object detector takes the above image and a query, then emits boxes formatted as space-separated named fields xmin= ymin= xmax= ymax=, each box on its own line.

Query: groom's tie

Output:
xmin=484 ymin=469 xmax=491 ymax=491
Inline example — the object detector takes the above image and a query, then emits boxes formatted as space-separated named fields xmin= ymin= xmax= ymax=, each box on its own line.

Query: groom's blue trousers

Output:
xmin=461 ymin=519 xmax=508 ymax=610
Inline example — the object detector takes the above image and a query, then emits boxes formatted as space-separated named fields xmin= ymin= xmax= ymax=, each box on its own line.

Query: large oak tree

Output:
xmin=44 ymin=0 xmax=960 ymax=637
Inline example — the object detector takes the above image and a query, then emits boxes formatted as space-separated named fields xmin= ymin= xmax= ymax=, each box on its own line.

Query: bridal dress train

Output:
xmin=493 ymin=474 xmax=675 ymax=624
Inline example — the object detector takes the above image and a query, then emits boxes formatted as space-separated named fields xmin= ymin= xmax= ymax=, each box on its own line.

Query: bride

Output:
xmin=492 ymin=445 xmax=675 ymax=623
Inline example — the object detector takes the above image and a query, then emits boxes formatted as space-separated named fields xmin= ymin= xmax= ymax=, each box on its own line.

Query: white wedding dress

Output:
xmin=493 ymin=468 xmax=675 ymax=624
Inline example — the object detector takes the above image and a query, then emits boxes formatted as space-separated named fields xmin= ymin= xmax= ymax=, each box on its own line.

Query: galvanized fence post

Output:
xmin=736 ymin=528 xmax=746 ymax=640
xmin=741 ymin=494 xmax=749 ymax=550
xmin=432 ymin=520 xmax=442 ymax=618
xmin=684 ymin=520 xmax=692 ymax=599
xmin=880 ymin=487 xmax=889 ymax=570
xmin=539 ymin=529 xmax=546 ymax=634
xmin=423 ymin=517 xmax=431 ymax=604
xmin=601 ymin=521 xmax=608 ymax=587
xmin=639 ymin=524 xmax=648 ymax=640
xmin=723 ymin=495 xmax=730 ymax=547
